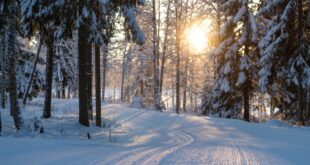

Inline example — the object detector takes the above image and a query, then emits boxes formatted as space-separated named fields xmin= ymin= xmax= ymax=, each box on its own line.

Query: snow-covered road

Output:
xmin=1 ymin=103 xmax=310 ymax=165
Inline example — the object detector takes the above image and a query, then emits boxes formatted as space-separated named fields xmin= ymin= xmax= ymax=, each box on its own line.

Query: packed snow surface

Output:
xmin=1 ymin=99 xmax=310 ymax=165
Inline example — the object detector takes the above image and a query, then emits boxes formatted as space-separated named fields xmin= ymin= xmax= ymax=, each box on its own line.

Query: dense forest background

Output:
xmin=0 ymin=0 xmax=310 ymax=134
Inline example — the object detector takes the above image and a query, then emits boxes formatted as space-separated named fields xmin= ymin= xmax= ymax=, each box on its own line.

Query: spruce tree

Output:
xmin=258 ymin=0 xmax=310 ymax=124
xmin=212 ymin=0 xmax=258 ymax=120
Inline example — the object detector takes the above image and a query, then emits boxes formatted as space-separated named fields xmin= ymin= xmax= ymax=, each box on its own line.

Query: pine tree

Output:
xmin=22 ymin=36 xmax=44 ymax=105
xmin=20 ymin=0 xmax=65 ymax=118
xmin=18 ymin=49 xmax=45 ymax=100
xmin=212 ymin=0 xmax=258 ymax=120
xmin=54 ymin=35 xmax=79 ymax=99
xmin=258 ymin=0 xmax=310 ymax=125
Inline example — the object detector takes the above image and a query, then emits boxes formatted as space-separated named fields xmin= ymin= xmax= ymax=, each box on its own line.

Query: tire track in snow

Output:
xmin=117 ymin=109 xmax=145 ymax=126
xmin=100 ymin=128 xmax=193 ymax=165
xmin=140 ymin=129 xmax=194 ymax=165
xmin=226 ymin=141 xmax=283 ymax=165
xmin=98 ymin=130 xmax=170 ymax=165
xmin=230 ymin=141 xmax=252 ymax=165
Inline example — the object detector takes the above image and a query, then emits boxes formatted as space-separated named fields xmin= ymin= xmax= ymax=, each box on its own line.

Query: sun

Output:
xmin=185 ymin=25 xmax=207 ymax=53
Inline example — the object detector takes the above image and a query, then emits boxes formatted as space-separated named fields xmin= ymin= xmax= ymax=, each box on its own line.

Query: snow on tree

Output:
xmin=54 ymin=33 xmax=78 ymax=98
xmin=211 ymin=0 xmax=258 ymax=120
xmin=258 ymin=0 xmax=310 ymax=124
xmin=17 ymin=48 xmax=45 ymax=99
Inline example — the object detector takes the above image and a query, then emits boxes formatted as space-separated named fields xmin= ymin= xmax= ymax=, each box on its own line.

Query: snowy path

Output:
xmin=94 ymin=105 xmax=309 ymax=165
xmin=1 ymin=103 xmax=310 ymax=165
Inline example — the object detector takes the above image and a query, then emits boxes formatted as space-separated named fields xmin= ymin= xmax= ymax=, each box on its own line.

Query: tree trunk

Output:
xmin=43 ymin=34 xmax=54 ymax=118
xmin=215 ymin=1 xmax=222 ymax=77
xmin=307 ymin=90 xmax=310 ymax=124
xmin=190 ymin=89 xmax=193 ymax=111
xmin=194 ymin=93 xmax=198 ymax=112
xmin=101 ymin=44 xmax=108 ymax=102
xmin=182 ymin=58 xmax=189 ymax=112
xmin=87 ymin=43 xmax=93 ymax=120
xmin=171 ymin=68 xmax=175 ymax=109
xmin=121 ymin=53 xmax=126 ymax=103
xmin=175 ymin=1 xmax=181 ymax=114
xmin=67 ymin=85 xmax=71 ymax=99
xmin=56 ymin=87 xmax=61 ymax=98
xmin=159 ymin=0 xmax=171 ymax=97
xmin=121 ymin=44 xmax=129 ymax=103
xmin=0 ymin=109 xmax=2 ymax=134
xmin=243 ymin=86 xmax=250 ymax=122
xmin=270 ymin=97 xmax=275 ymax=116
xmin=95 ymin=44 xmax=101 ymax=127
xmin=297 ymin=0 xmax=305 ymax=125
xmin=78 ymin=17 xmax=90 ymax=127
xmin=297 ymin=86 xmax=304 ymax=125
xmin=62 ymin=81 xmax=66 ymax=99
xmin=1 ymin=91 xmax=5 ymax=109
xmin=8 ymin=58 xmax=23 ymax=129
xmin=243 ymin=2 xmax=251 ymax=122
xmin=152 ymin=0 xmax=161 ymax=110
xmin=7 ymin=19 xmax=24 ymax=129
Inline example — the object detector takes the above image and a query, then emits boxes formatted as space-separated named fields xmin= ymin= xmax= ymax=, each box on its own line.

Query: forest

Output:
xmin=0 ymin=0 xmax=310 ymax=164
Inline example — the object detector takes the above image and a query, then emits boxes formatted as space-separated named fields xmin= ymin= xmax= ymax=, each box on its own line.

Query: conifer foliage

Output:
xmin=212 ymin=0 xmax=257 ymax=120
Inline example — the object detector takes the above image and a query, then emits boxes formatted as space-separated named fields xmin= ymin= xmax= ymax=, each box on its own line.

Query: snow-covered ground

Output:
xmin=1 ymin=98 xmax=310 ymax=165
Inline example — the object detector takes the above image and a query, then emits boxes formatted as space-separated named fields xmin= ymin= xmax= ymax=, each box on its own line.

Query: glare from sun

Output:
xmin=185 ymin=25 xmax=207 ymax=53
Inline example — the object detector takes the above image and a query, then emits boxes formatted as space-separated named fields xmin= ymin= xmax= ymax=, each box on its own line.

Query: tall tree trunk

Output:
xmin=43 ymin=34 xmax=54 ymax=118
xmin=182 ymin=58 xmax=189 ymax=112
xmin=0 ymin=71 xmax=7 ymax=109
xmin=8 ymin=56 xmax=24 ymax=129
xmin=171 ymin=66 xmax=175 ymax=110
xmin=175 ymin=12 xmax=181 ymax=114
xmin=194 ymin=93 xmax=198 ymax=112
xmin=159 ymin=0 xmax=171 ymax=96
xmin=152 ymin=0 xmax=161 ymax=110
xmin=297 ymin=0 xmax=305 ymax=125
xmin=67 ymin=85 xmax=71 ymax=99
xmin=215 ymin=1 xmax=222 ymax=78
xmin=121 ymin=57 xmax=125 ymax=103
xmin=0 ymin=108 xmax=2 ymax=134
xmin=57 ymin=90 xmax=61 ymax=98
xmin=297 ymin=86 xmax=304 ymax=125
xmin=243 ymin=2 xmax=251 ymax=122
xmin=78 ymin=18 xmax=90 ymax=127
xmin=95 ymin=44 xmax=101 ymax=127
xmin=190 ymin=89 xmax=193 ymax=110
xmin=0 ymin=62 xmax=3 ymax=133
xmin=243 ymin=86 xmax=250 ymax=122
xmin=7 ymin=16 xmax=24 ymax=129
xmin=176 ymin=30 xmax=181 ymax=113
xmin=87 ymin=44 xmax=93 ymax=120
xmin=62 ymin=81 xmax=66 ymax=99
xmin=1 ymin=89 xmax=5 ymax=109
xmin=121 ymin=45 xmax=128 ymax=103
xmin=307 ymin=90 xmax=310 ymax=124
xmin=101 ymin=44 xmax=108 ymax=102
